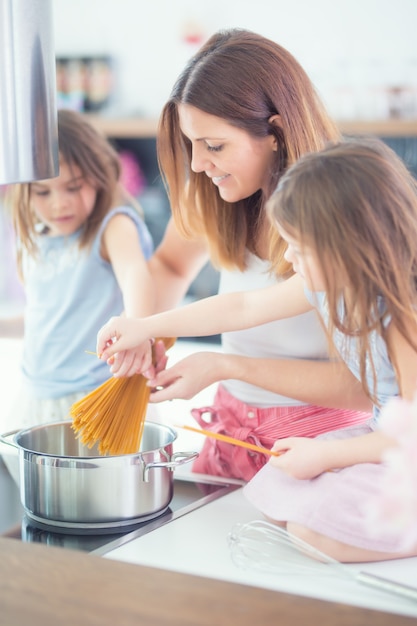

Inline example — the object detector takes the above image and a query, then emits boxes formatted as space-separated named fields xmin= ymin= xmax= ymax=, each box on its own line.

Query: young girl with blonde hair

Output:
xmin=96 ymin=136 xmax=417 ymax=562
xmin=1 ymin=108 xmax=154 ymax=431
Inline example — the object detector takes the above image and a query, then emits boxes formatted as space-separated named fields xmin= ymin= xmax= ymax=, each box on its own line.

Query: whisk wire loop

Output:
xmin=228 ymin=520 xmax=417 ymax=602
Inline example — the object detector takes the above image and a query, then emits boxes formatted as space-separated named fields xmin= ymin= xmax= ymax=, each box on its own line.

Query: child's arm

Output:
xmin=387 ymin=320 xmax=417 ymax=401
xmin=101 ymin=212 xmax=156 ymax=374
xmin=97 ymin=273 xmax=311 ymax=361
xmin=269 ymin=318 xmax=417 ymax=480
xmin=102 ymin=212 xmax=155 ymax=318
xmin=269 ymin=430 xmax=394 ymax=480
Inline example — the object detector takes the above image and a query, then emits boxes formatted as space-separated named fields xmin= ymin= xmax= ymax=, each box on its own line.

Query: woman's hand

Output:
xmin=146 ymin=352 xmax=222 ymax=402
xmin=96 ymin=316 xmax=151 ymax=361
xmin=269 ymin=437 xmax=333 ymax=480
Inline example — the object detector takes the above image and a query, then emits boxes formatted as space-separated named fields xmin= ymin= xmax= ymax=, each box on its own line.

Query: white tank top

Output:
xmin=219 ymin=252 xmax=329 ymax=407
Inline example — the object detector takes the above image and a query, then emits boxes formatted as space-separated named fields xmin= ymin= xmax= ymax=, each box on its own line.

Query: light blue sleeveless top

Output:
xmin=21 ymin=206 xmax=153 ymax=398
xmin=305 ymin=290 xmax=398 ymax=420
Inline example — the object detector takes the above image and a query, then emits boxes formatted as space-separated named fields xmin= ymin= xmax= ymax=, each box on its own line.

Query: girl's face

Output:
xmin=178 ymin=104 xmax=278 ymax=203
xmin=278 ymin=224 xmax=326 ymax=292
xmin=30 ymin=160 xmax=97 ymax=237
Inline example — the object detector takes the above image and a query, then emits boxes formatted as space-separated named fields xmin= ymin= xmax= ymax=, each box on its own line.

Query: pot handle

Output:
xmin=0 ymin=428 xmax=20 ymax=449
xmin=143 ymin=450 xmax=199 ymax=479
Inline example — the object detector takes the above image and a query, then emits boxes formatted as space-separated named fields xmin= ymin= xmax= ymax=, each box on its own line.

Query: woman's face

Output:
xmin=178 ymin=104 xmax=278 ymax=203
xmin=30 ymin=160 xmax=97 ymax=237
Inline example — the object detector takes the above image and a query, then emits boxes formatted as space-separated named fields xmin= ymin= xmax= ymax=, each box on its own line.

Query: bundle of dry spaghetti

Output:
xmin=70 ymin=337 xmax=175 ymax=456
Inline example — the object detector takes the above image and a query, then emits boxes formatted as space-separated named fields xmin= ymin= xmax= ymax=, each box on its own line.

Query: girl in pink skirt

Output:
xmin=243 ymin=137 xmax=417 ymax=562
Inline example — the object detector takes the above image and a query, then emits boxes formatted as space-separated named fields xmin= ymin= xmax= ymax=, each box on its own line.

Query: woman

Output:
xmin=109 ymin=28 xmax=372 ymax=481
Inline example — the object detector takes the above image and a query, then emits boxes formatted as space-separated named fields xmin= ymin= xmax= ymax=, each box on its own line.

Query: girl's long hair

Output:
xmin=270 ymin=137 xmax=417 ymax=401
xmin=157 ymin=28 xmax=340 ymax=275
xmin=9 ymin=109 xmax=123 ymax=275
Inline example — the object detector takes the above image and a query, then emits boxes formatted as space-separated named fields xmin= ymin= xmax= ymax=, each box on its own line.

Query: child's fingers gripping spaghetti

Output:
xmin=71 ymin=337 xmax=176 ymax=456
xmin=96 ymin=316 xmax=150 ymax=360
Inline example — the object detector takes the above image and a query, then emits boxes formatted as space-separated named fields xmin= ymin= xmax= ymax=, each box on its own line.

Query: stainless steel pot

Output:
xmin=0 ymin=421 xmax=198 ymax=531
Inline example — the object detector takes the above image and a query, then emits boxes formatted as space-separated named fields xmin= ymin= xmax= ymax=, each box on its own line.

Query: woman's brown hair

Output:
xmin=157 ymin=28 xmax=340 ymax=274
xmin=9 ymin=109 xmax=123 ymax=275
xmin=269 ymin=137 xmax=417 ymax=402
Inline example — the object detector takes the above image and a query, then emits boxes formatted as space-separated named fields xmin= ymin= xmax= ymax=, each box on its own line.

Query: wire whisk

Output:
xmin=228 ymin=520 xmax=417 ymax=603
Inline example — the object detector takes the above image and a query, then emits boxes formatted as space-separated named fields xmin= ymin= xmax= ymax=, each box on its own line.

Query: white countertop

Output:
xmin=1 ymin=337 xmax=417 ymax=618
xmin=104 ymin=487 xmax=417 ymax=618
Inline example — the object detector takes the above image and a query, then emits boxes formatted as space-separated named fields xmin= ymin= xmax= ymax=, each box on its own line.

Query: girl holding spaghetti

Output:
xmin=108 ymin=28 xmax=371 ymax=482
xmin=0 ymin=108 xmax=155 ymax=431
xmin=97 ymin=137 xmax=417 ymax=561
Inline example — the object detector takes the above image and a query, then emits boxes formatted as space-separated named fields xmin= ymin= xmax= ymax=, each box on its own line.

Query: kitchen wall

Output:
xmin=53 ymin=0 xmax=417 ymax=121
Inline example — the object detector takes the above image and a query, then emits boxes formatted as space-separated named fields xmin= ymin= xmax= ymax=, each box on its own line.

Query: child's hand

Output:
xmin=96 ymin=316 xmax=151 ymax=361
xmin=269 ymin=437 xmax=331 ymax=479
xmin=106 ymin=344 xmax=153 ymax=378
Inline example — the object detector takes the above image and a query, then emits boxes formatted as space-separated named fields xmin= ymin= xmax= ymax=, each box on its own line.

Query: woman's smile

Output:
xmin=211 ymin=174 xmax=230 ymax=186
xmin=178 ymin=103 xmax=277 ymax=202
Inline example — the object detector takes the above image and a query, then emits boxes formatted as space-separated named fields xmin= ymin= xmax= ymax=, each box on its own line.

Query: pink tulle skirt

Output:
xmin=243 ymin=423 xmax=409 ymax=553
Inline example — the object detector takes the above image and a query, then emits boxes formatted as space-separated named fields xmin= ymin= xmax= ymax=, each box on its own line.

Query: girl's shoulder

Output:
xmin=101 ymin=204 xmax=143 ymax=227
xmin=98 ymin=204 xmax=153 ymax=259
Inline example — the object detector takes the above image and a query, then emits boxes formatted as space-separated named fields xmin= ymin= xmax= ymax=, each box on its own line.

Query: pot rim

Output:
xmin=6 ymin=419 xmax=178 ymax=459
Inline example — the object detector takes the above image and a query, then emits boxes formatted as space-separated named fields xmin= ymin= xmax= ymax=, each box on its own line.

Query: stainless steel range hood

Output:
xmin=0 ymin=0 xmax=59 ymax=185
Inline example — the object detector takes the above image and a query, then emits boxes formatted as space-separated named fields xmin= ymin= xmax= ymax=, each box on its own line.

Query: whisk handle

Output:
xmin=357 ymin=571 xmax=417 ymax=602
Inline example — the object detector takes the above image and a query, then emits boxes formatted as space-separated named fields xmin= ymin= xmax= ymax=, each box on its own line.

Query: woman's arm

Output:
xmin=148 ymin=218 xmax=210 ymax=312
xmin=147 ymin=351 xmax=372 ymax=412
xmin=96 ymin=274 xmax=312 ymax=360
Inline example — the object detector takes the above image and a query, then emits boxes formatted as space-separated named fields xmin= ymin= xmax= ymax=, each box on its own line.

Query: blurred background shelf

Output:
xmin=88 ymin=116 xmax=417 ymax=139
